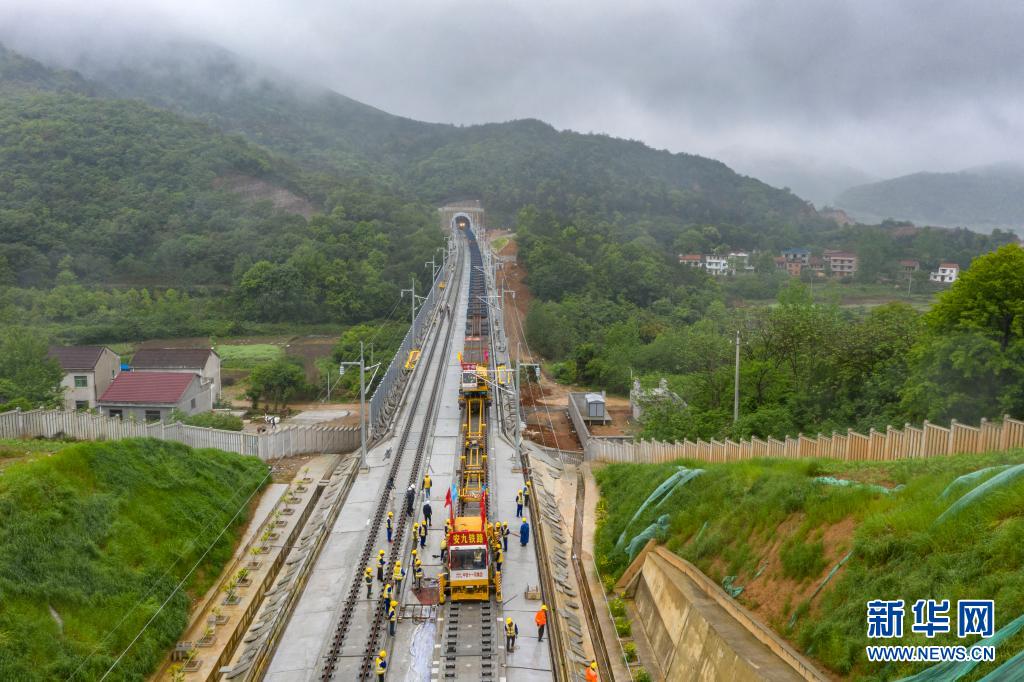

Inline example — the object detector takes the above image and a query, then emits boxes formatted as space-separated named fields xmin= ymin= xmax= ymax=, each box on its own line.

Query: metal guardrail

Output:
xmin=368 ymin=242 xmax=460 ymax=438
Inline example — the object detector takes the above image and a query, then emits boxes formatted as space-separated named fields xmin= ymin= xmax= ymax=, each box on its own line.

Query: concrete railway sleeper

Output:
xmin=434 ymin=224 xmax=501 ymax=679
xmin=317 ymin=235 xmax=466 ymax=681
xmin=356 ymin=290 xmax=460 ymax=680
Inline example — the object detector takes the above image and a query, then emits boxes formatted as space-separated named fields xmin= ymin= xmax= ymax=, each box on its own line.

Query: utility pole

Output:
xmin=514 ymin=358 xmax=522 ymax=461
xmin=403 ymin=275 xmax=417 ymax=328
xmin=733 ymin=330 xmax=741 ymax=424
xmin=339 ymin=341 xmax=378 ymax=472
xmin=359 ymin=341 xmax=366 ymax=471
xmin=402 ymin=275 xmax=426 ymax=336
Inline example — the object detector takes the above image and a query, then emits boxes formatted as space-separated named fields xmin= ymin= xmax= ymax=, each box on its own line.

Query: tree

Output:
xmin=246 ymin=359 xmax=306 ymax=411
xmin=235 ymin=261 xmax=310 ymax=323
xmin=928 ymin=243 xmax=1024 ymax=351
xmin=0 ymin=327 xmax=63 ymax=408
xmin=901 ymin=244 xmax=1024 ymax=422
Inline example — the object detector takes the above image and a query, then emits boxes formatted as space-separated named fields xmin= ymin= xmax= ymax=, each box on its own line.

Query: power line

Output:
xmin=66 ymin=467 xmax=272 ymax=681
xmin=82 ymin=469 xmax=271 ymax=681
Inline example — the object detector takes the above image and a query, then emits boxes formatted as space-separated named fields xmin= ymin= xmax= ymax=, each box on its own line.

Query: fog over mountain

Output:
xmin=836 ymin=163 xmax=1024 ymax=231
xmin=2 ymin=0 xmax=1023 ymax=199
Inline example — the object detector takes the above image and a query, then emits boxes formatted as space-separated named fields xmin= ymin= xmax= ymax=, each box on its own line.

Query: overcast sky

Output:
xmin=4 ymin=0 xmax=1024 ymax=186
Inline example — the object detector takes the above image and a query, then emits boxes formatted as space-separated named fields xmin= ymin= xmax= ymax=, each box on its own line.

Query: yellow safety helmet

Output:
xmin=379 ymin=649 xmax=387 ymax=658
xmin=541 ymin=604 xmax=548 ymax=611
xmin=379 ymin=549 xmax=385 ymax=555
xmin=506 ymin=617 xmax=513 ymax=625
xmin=413 ymin=520 xmax=419 ymax=527
xmin=395 ymin=560 xmax=402 ymax=566
xmin=412 ymin=548 xmax=418 ymax=555
xmin=590 ymin=661 xmax=598 ymax=669
xmin=502 ymin=522 xmax=508 ymax=528
xmin=390 ymin=600 xmax=398 ymax=607
xmin=388 ymin=511 xmax=393 ymax=517
xmin=365 ymin=566 xmax=372 ymax=573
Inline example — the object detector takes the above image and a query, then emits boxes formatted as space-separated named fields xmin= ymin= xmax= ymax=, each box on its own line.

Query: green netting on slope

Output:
xmin=939 ymin=465 xmax=1013 ymax=500
xmin=935 ymin=463 xmax=1024 ymax=526
xmin=979 ymin=648 xmax=1024 ymax=681
xmin=897 ymin=613 xmax=1024 ymax=681
xmin=789 ymin=551 xmax=854 ymax=630
xmin=625 ymin=514 xmax=671 ymax=559
xmin=693 ymin=520 xmax=709 ymax=546
xmin=722 ymin=575 xmax=744 ymax=597
xmin=615 ymin=467 xmax=703 ymax=548
xmin=656 ymin=468 xmax=705 ymax=509
xmin=813 ymin=476 xmax=903 ymax=495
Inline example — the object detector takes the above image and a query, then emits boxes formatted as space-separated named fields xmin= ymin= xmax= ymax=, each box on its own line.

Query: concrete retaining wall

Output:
xmin=619 ymin=545 xmax=826 ymax=682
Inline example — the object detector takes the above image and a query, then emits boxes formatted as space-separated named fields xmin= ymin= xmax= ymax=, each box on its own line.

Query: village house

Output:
xmin=727 ymin=251 xmax=754 ymax=274
xmin=929 ymin=262 xmax=960 ymax=284
xmin=782 ymin=248 xmax=811 ymax=265
xmin=678 ymin=254 xmax=704 ymax=268
xmin=47 ymin=345 xmax=121 ymax=411
xmin=823 ymin=250 xmax=858 ymax=278
xmin=899 ymin=259 xmax=920 ymax=273
xmin=130 ymin=347 xmax=222 ymax=400
xmin=807 ymin=256 xmax=826 ymax=277
xmin=704 ymin=255 xmax=730 ymax=276
xmin=97 ymin=372 xmax=212 ymax=422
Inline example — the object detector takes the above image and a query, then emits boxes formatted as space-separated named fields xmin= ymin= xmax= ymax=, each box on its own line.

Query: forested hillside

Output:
xmin=836 ymin=164 xmax=1024 ymax=230
xmin=72 ymin=42 xmax=824 ymax=232
xmin=0 ymin=46 xmax=442 ymax=342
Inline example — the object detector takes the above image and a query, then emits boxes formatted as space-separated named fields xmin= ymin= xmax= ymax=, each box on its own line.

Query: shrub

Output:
xmin=623 ymin=641 xmax=638 ymax=662
xmin=614 ymin=616 xmax=632 ymax=637
xmin=632 ymin=667 xmax=652 ymax=682
xmin=601 ymin=574 xmax=616 ymax=594
xmin=608 ymin=597 xmax=627 ymax=618
xmin=172 ymin=410 xmax=244 ymax=431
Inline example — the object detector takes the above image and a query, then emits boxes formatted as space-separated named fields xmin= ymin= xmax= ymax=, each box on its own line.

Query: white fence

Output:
xmin=0 ymin=409 xmax=359 ymax=461
xmin=587 ymin=416 xmax=1024 ymax=464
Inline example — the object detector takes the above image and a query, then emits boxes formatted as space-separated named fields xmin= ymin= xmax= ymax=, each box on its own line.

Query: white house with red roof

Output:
xmin=97 ymin=372 xmax=212 ymax=422
xmin=130 ymin=347 xmax=222 ymax=399
xmin=929 ymin=262 xmax=960 ymax=284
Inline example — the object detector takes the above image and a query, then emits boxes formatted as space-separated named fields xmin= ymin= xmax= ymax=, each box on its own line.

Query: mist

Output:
xmin=3 ymin=0 xmax=1023 ymax=202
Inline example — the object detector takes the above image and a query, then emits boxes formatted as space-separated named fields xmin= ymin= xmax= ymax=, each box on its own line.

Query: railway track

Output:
xmin=317 ymin=234 xmax=465 ymax=681
xmin=435 ymin=224 xmax=500 ymax=680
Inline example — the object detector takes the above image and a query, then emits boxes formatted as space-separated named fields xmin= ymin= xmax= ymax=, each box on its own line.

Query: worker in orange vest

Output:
xmin=535 ymin=604 xmax=548 ymax=642
xmin=585 ymin=660 xmax=599 ymax=681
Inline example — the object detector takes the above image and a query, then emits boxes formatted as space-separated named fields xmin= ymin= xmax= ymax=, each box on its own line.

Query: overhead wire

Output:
xmin=68 ymin=467 xmax=272 ymax=681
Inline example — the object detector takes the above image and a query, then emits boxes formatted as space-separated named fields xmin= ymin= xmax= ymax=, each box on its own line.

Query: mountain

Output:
xmin=56 ymin=41 xmax=826 ymax=233
xmin=0 ymin=45 xmax=439 ymax=323
xmin=835 ymin=164 xmax=1024 ymax=231
xmin=718 ymin=149 xmax=876 ymax=207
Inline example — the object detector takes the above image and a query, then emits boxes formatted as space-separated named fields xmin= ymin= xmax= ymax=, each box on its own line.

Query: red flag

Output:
xmin=444 ymin=486 xmax=452 ymax=509
xmin=480 ymin=489 xmax=488 ymax=527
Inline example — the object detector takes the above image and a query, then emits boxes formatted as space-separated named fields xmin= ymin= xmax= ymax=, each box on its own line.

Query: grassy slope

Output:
xmin=595 ymin=451 xmax=1024 ymax=680
xmin=0 ymin=438 xmax=268 ymax=681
